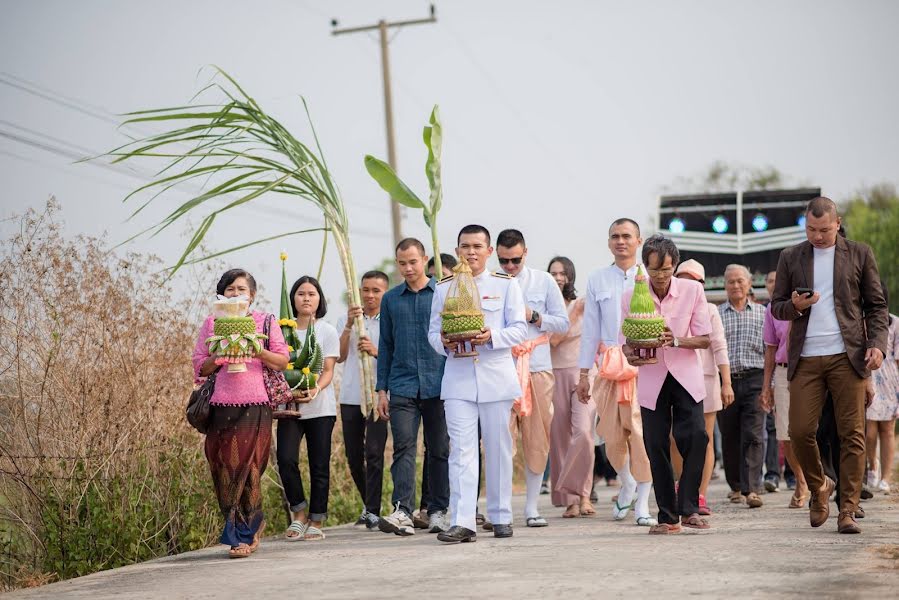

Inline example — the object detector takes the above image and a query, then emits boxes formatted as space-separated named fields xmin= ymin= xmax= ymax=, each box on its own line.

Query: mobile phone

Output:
xmin=795 ymin=287 xmax=814 ymax=298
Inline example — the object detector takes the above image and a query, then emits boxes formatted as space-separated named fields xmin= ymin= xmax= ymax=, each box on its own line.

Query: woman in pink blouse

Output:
xmin=672 ymin=260 xmax=734 ymax=516
xmin=192 ymin=269 xmax=289 ymax=558
xmin=547 ymin=256 xmax=597 ymax=518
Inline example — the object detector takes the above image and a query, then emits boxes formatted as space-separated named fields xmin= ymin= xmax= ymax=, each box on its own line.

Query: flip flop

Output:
xmin=562 ymin=504 xmax=581 ymax=518
xmin=788 ymin=490 xmax=810 ymax=509
xmin=285 ymin=520 xmax=307 ymax=541
xmin=612 ymin=498 xmax=636 ymax=521
xmin=526 ymin=516 xmax=548 ymax=527
xmin=579 ymin=501 xmax=596 ymax=517
xmin=228 ymin=543 xmax=252 ymax=558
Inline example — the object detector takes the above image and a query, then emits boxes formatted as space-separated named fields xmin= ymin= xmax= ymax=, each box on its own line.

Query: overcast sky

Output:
xmin=2 ymin=0 xmax=897 ymax=323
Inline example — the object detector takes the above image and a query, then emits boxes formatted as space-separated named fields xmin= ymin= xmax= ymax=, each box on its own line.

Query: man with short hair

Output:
xmin=717 ymin=264 xmax=768 ymax=509
xmin=376 ymin=238 xmax=450 ymax=536
xmin=495 ymin=228 xmax=569 ymax=528
xmin=622 ymin=234 xmax=712 ymax=534
xmin=428 ymin=253 xmax=458 ymax=280
xmin=760 ymin=269 xmax=809 ymax=507
xmin=429 ymin=224 xmax=528 ymax=543
xmin=336 ymin=270 xmax=390 ymax=530
xmin=576 ymin=218 xmax=656 ymax=526
xmin=771 ymin=196 xmax=887 ymax=534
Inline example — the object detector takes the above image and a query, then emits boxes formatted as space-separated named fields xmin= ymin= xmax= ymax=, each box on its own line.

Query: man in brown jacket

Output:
xmin=771 ymin=197 xmax=888 ymax=534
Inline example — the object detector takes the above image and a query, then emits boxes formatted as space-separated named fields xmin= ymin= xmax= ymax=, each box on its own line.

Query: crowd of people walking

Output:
xmin=192 ymin=196 xmax=897 ymax=555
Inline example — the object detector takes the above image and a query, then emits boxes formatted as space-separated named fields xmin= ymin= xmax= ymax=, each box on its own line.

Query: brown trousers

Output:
xmin=788 ymin=353 xmax=866 ymax=512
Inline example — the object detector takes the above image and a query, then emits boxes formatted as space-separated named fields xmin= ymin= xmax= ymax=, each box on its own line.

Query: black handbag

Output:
xmin=187 ymin=369 xmax=218 ymax=434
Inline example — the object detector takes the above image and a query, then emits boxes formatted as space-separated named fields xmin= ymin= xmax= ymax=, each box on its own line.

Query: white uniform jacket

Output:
xmin=428 ymin=270 xmax=528 ymax=403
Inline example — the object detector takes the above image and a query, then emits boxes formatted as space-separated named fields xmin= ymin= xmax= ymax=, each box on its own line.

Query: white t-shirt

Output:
xmin=802 ymin=245 xmax=846 ymax=357
xmin=334 ymin=312 xmax=380 ymax=406
xmin=294 ymin=320 xmax=340 ymax=420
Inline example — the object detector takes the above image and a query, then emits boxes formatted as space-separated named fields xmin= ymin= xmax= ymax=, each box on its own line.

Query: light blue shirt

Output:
xmin=578 ymin=263 xmax=639 ymax=369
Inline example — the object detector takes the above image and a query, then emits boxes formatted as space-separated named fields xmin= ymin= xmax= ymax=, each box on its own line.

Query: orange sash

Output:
xmin=599 ymin=345 xmax=638 ymax=405
xmin=512 ymin=334 xmax=549 ymax=417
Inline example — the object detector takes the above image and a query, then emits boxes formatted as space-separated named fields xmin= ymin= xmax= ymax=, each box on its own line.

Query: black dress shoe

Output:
xmin=493 ymin=524 xmax=513 ymax=538
xmin=437 ymin=526 xmax=477 ymax=544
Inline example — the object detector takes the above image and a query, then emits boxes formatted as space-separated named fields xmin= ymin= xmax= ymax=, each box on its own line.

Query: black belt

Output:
xmin=776 ymin=362 xmax=788 ymax=368
xmin=731 ymin=368 xmax=763 ymax=380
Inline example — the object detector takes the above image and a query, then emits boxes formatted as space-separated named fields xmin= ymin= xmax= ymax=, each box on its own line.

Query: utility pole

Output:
xmin=332 ymin=5 xmax=437 ymax=251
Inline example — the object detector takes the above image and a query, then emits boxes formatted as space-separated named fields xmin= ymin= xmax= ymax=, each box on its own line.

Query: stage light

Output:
xmin=711 ymin=214 xmax=729 ymax=234
xmin=797 ymin=214 xmax=807 ymax=228
xmin=751 ymin=213 xmax=769 ymax=232
xmin=668 ymin=217 xmax=686 ymax=234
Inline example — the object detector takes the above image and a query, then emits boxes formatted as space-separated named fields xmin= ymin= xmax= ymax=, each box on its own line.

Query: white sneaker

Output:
xmin=378 ymin=503 xmax=415 ymax=536
xmin=428 ymin=510 xmax=450 ymax=533
xmin=865 ymin=471 xmax=878 ymax=491
xmin=878 ymin=479 xmax=891 ymax=494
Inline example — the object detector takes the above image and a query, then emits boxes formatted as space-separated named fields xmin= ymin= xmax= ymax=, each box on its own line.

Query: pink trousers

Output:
xmin=550 ymin=367 xmax=597 ymax=506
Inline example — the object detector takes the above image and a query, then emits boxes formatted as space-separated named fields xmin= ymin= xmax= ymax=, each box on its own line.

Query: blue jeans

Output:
xmin=389 ymin=395 xmax=449 ymax=516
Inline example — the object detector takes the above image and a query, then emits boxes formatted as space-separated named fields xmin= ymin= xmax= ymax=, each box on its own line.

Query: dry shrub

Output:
xmin=0 ymin=199 xmax=222 ymax=588
xmin=0 ymin=200 xmax=425 ymax=591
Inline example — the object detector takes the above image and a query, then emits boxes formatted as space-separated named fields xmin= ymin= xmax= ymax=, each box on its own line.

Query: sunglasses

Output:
xmin=498 ymin=257 xmax=523 ymax=265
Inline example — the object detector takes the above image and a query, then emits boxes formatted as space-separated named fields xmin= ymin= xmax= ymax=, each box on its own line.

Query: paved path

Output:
xmin=7 ymin=478 xmax=899 ymax=599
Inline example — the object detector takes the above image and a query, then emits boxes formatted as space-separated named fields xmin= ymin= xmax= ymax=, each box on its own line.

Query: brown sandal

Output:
xmin=681 ymin=513 xmax=710 ymax=530
xmin=228 ymin=543 xmax=252 ymax=558
xmin=648 ymin=522 xmax=682 ymax=535
xmin=579 ymin=500 xmax=596 ymax=517
xmin=788 ymin=490 xmax=809 ymax=509
xmin=562 ymin=504 xmax=581 ymax=518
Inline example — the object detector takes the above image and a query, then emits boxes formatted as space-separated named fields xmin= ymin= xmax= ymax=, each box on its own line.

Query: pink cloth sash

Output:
xmin=512 ymin=334 xmax=549 ymax=417
xmin=599 ymin=345 xmax=638 ymax=405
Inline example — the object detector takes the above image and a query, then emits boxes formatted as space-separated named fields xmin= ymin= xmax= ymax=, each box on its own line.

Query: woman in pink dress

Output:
xmin=192 ymin=269 xmax=289 ymax=558
xmin=547 ymin=256 xmax=597 ymax=518
xmin=672 ymin=260 xmax=734 ymax=515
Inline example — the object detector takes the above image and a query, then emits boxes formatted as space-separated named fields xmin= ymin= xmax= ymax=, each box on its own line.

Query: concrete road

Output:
xmin=7 ymin=477 xmax=899 ymax=599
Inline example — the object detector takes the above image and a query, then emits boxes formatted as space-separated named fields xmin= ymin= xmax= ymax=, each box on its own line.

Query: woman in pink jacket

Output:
xmin=192 ymin=269 xmax=289 ymax=558
xmin=671 ymin=260 xmax=734 ymax=515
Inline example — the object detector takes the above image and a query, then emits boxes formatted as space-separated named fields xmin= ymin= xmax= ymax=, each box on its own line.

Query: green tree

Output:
xmin=665 ymin=160 xmax=790 ymax=194
xmin=842 ymin=183 xmax=899 ymax=314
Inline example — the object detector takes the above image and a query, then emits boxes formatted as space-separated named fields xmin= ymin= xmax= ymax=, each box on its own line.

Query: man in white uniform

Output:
xmin=495 ymin=228 xmax=569 ymax=527
xmin=429 ymin=224 xmax=528 ymax=543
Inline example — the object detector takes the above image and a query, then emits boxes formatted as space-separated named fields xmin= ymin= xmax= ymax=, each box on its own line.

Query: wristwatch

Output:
xmin=529 ymin=310 xmax=540 ymax=324
xmin=672 ymin=337 xmax=680 ymax=348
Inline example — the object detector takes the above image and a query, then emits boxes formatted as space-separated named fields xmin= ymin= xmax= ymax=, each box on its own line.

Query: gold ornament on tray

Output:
xmin=441 ymin=257 xmax=485 ymax=358
xmin=621 ymin=265 xmax=666 ymax=365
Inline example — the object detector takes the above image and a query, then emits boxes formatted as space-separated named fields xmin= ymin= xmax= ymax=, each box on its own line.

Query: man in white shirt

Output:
xmin=771 ymin=197 xmax=888 ymax=535
xmin=336 ymin=270 xmax=389 ymax=530
xmin=429 ymin=224 xmax=528 ymax=543
xmin=576 ymin=218 xmax=656 ymax=526
xmin=496 ymin=229 xmax=570 ymax=528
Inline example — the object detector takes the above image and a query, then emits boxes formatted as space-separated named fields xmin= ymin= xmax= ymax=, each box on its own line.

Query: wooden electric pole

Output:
xmin=332 ymin=5 xmax=437 ymax=251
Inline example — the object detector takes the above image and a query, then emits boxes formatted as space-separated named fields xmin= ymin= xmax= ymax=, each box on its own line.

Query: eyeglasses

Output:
xmin=498 ymin=257 xmax=523 ymax=265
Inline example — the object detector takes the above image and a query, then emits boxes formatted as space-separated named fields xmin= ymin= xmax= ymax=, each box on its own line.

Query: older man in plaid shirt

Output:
xmin=718 ymin=264 xmax=768 ymax=508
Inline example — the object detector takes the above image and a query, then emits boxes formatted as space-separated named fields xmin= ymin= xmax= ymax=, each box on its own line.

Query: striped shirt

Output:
xmin=718 ymin=300 xmax=766 ymax=372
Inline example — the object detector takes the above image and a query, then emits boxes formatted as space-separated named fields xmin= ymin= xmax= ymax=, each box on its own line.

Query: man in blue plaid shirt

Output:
xmin=718 ymin=264 xmax=767 ymax=509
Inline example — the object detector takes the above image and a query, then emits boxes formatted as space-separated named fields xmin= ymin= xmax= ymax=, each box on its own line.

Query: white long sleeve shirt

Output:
xmin=514 ymin=266 xmax=570 ymax=372
xmin=578 ymin=263 xmax=639 ymax=369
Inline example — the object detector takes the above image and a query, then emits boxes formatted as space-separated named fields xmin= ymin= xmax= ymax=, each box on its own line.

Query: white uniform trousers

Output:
xmin=445 ymin=398 xmax=514 ymax=531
